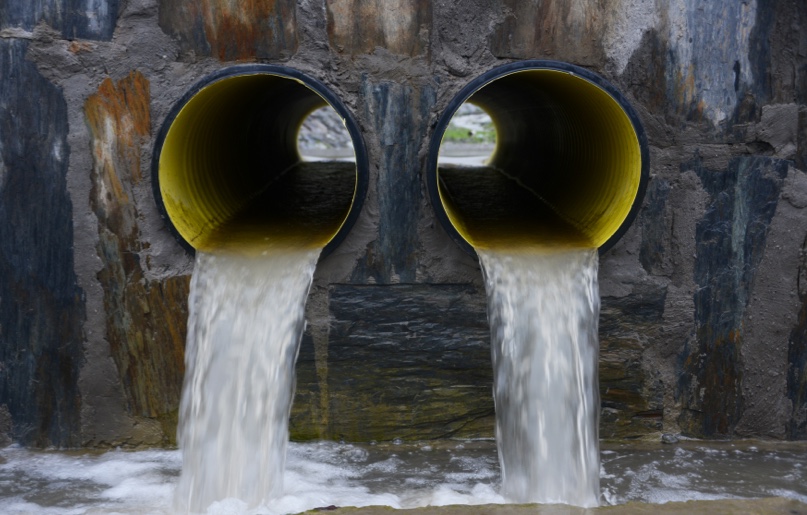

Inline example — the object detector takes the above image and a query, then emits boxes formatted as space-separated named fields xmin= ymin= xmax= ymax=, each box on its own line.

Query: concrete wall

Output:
xmin=0 ymin=0 xmax=805 ymax=447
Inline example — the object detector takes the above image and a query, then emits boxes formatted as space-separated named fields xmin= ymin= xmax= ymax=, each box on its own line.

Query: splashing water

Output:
xmin=478 ymin=248 xmax=601 ymax=507
xmin=174 ymin=249 xmax=320 ymax=513
xmin=2 ymin=439 xmax=807 ymax=514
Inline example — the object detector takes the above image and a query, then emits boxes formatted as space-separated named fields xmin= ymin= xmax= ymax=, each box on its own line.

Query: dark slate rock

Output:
xmin=351 ymin=80 xmax=436 ymax=284
xmin=489 ymin=0 xmax=605 ymax=66
xmin=661 ymin=433 xmax=680 ymax=444
xmin=622 ymin=29 xmax=670 ymax=122
xmin=640 ymin=178 xmax=672 ymax=275
xmin=621 ymin=3 xmax=776 ymax=130
xmin=675 ymin=3 xmax=770 ymax=125
xmin=292 ymin=279 xmax=668 ymax=442
xmin=788 ymin=234 xmax=807 ymax=439
xmin=798 ymin=108 xmax=807 ymax=172
xmin=325 ymin=0 xmax=431 ymax=57
xmin=0 ymin=0 xmax=119 ymax=41
xmin=0 ymin=40 xmax=84 ymax=447
xmin=85 ymin=72 xmax=188 ymax=442
xmin=291 ymin=284 xmax=494 ymax=441
xmin=744 ymin=0 xmax=775 ymax=107
xmin=678 ymin=155 xmax=788 ymax=437
xmin=599 ymin=284 xmax=666 ymax=439
xmin=158 ymin=0 xmax=298 ymax=61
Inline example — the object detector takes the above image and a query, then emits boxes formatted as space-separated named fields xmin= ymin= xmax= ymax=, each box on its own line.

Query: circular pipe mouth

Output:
xmin=152 ymin=65 xmax=368 ymax=256
xmin=427 ymin=61 xmax=649 ymax=254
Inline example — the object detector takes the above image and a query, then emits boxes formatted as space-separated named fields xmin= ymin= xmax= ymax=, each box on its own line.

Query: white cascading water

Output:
xmin=174 ymin=248 xmax=320 ymax=513
xmin=478 ymin=247 xmax=601 ymax=507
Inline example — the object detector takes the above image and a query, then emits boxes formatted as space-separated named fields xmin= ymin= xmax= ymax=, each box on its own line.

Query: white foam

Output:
xmin=1 ymin=442 xmax=806 ymax=514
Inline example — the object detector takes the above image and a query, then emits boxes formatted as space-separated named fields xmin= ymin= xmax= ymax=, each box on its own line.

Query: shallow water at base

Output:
xmin=0 ymin=440 xmax=805 ymax=514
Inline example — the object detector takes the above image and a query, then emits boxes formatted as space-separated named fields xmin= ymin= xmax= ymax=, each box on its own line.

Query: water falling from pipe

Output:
xmin=428 ymin=63 xmax=649 ymax=508
xmin=174 ymin=248 xmax=320 ymax=513
xmin=479 ymin=247 xmax=601 ymax=507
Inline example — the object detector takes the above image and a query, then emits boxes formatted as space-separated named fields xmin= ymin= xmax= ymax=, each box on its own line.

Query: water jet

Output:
xmin=151 ymin=65 xmax=370 ymax=511
xmin=428 ymin=61 xmax=649 ymax=506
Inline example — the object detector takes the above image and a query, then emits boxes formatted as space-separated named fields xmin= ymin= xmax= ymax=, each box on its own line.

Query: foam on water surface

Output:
xmin=0 ymin=441 xmax=806 ymax=514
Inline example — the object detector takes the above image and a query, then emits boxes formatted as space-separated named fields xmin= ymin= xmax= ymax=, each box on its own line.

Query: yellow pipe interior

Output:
xmin=437 ymin=69 xmax=643 ymax=251
xmin=158 ymin=73 xmax=358 ymax=254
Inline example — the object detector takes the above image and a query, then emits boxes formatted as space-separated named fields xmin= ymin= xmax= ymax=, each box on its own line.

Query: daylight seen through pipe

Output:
xmin=428 ymin=61 xmax=649 ymax=253
xmin=152 ymin=65 xmax=367 ymax=255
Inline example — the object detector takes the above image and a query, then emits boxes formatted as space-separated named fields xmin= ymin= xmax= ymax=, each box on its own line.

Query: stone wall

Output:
xmin=0 ymin=0 xmax=805 ymax=447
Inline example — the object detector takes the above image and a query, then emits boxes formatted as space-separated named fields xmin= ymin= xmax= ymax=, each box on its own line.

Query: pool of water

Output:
xmin=0 ymin=439 xmax=804 ymax=514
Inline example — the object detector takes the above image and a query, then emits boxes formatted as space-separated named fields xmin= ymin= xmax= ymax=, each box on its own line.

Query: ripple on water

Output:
xmin=0 ymin=440 xmax=805 ymax=514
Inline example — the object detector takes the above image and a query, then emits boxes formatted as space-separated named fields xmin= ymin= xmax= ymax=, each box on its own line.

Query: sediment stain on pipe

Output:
xmin=326 ymin=0 xmax=431 ymax=56
xmin=85 ymin=71 xmax=188 ymax=442
xmin=158 ymin=0 xmax=297 ymax=61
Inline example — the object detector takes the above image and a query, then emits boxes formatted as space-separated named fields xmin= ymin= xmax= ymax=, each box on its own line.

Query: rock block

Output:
xmin=86 ymin=72 xmax=189 ymax=441
xmin=0 ymin=40 xmax=84 ymax=447
xmin=599 ymin=285 xmax=666 ymax=439
xmin=490 ymin=0 xmax=605 ymax=66
xmin=788 ymin=234 xmax=807 ymax=438
xmin=0 ymin=0 xmax=119 ymax=40
xmin=678 ymin=156 xmax=788 ymax=437
xmin=159 ymin=0 xmax=298 ymax=61
xmin=326 ymin=0 xmax=431 ymax=57
xmin=292 ymin=284 xmax=494 ymax=441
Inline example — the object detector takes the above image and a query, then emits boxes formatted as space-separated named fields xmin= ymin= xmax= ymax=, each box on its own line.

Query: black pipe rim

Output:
xmin=426 ymin=60 xmax=650 ymax=256
xmin=151 ymin=64 xmax=369 ymax=258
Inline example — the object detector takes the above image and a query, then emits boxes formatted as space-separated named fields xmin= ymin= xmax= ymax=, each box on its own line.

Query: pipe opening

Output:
xmin=153 ymin=66 xmax=368 ymax=255
xmin=428 ymin=61 xmax=649 ymax=254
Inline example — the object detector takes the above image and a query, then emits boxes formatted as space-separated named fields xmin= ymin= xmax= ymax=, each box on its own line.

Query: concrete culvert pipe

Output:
xmin=427 ymin=60 xmax=649 ymax=254
xmin=152 ymin=65 xmax=368 ymax=255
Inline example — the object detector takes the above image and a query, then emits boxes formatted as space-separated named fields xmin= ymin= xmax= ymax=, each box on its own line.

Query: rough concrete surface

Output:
xmin=0 ymin=0 xmax=805 ymax=447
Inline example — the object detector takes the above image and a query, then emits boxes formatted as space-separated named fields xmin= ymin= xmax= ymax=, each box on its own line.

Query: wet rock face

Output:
xmin=678 ymin=156 xmax=788 ymax=437
xmin=349 ymin=80 xmax=436 ymax=285
xmin=599 ymin=286 xmax=666 ymax=439
xmin=789 ymin=236 xmax=807 ymax=439
xmin=325 ymin=0 xmax=431 ymax=57
xmin=292 ymin=284 xmax=493 ymax=441
xmin=85 ymin=72 xmax=189 ymax=443
xmin=158 ymin=0 xmax=298 ymax=61
xmin=0 ymin=0 xmax=806 ymax=446
xmin=490 ymin=0 xmax=607 ymax=65
xmin=0 ymin=40 xmax=84 ymax=447
xmin=0 ymin=0 xmax=119 ymax=40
